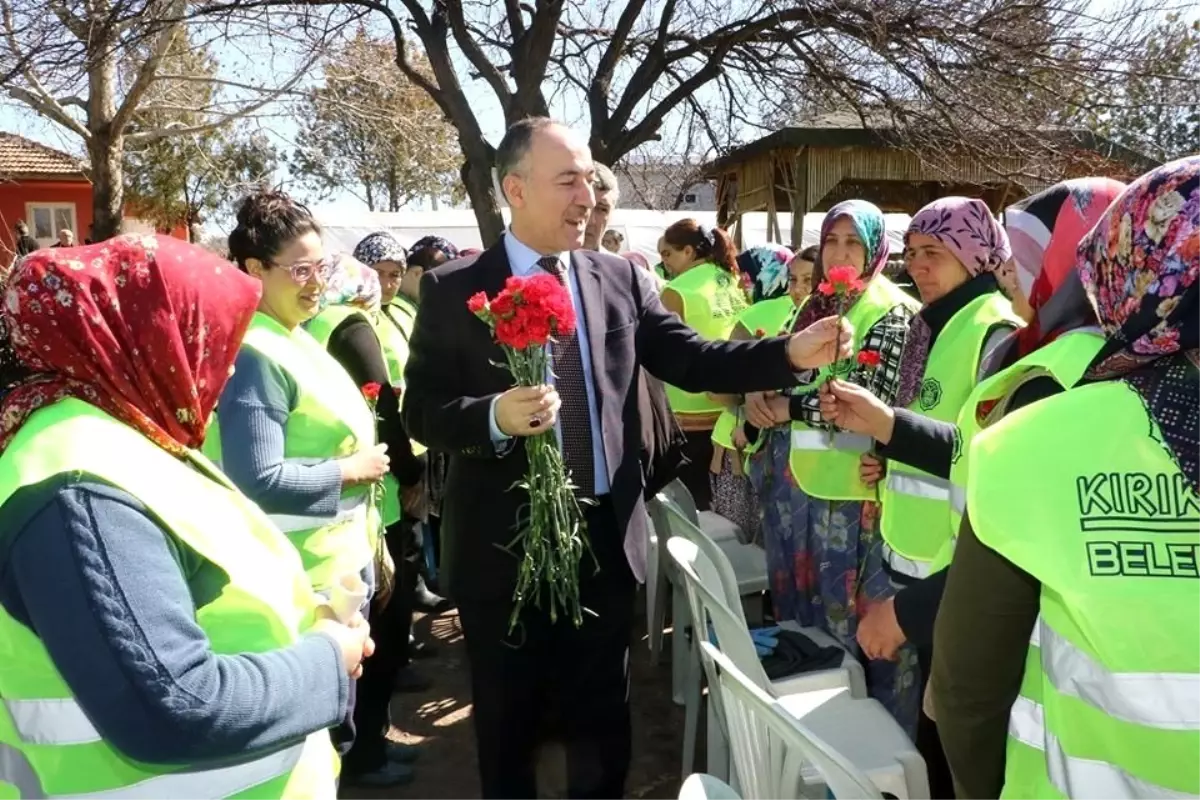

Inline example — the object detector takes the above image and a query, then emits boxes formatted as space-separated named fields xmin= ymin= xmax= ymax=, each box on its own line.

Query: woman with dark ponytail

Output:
xmin=658 ymin=219 xmax=749 ymax=509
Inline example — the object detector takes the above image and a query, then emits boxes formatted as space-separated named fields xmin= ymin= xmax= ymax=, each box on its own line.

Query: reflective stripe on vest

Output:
xmin=886 ymin=471 xmax=952 ymax=502
xmin=790 ymin=429 xmax=872 ymax=454
xmin=1030 ymin=617 xmax=1200 ymax=729
xmin=0 ymin=738 xmax=305 ymax=799
xmin=1007 ymin=697 xmax=1194 ymax=800
xmin=268 ymin=493 xmax=369 ymax=534
xmin=880 ymin=541 xmax=933 ymax=579
xmin=949 ymin=483 xmax=966 ymax=516
xmin=4 ymin=699 xmax=100 ymax=745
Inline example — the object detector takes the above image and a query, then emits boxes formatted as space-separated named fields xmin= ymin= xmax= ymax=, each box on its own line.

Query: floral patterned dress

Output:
xmin=749 ymin=306 xmax=921 ymax=738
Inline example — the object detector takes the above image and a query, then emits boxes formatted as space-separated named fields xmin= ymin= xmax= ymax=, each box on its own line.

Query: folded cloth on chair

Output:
xmin=760 ymin=629 xmax=846 ymax=680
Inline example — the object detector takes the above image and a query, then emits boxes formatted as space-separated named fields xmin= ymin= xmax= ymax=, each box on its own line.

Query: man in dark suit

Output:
xmin=401 ymin=117 xmax=850 ymax=799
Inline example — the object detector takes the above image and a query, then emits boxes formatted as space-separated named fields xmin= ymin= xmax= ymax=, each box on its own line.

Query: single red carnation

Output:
xmin=825 ymin=264 xmax=865 ymax=294
xmin=857 ymin=350 xmax=882 ymax=368
xmin=467 ymin=291 xmax=488 ymax=315
xmin=817 ymin=280 xmax=836 ymax=296
xmin=361 ymin=382 xmax=382 ymax=402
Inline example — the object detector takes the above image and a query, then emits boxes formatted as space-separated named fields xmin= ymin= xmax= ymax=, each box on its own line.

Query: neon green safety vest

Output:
xmin=878 ymin=292 xmax=1021 ymax=578
xmin=712 ymin=296 xmax=803 ymax=450
xmin=969 ymin=381 xmax=1200 ymax=799
xmin=788 ymin=276 xmax=920 ymax=501
xmin=206 ymin=312 xmax=378 ymax=591
xmin=304 ymin=305 xmax=403 ymax=529
xmin=931 ymin=327 xmax=1104 ymax=571
xmin=0 ymin=398 xmax=338 ymax=799
xmin=381 ymin=298 xmax=426 ymax=457
xmin=665 ymin=263 xmax=749 ymax=416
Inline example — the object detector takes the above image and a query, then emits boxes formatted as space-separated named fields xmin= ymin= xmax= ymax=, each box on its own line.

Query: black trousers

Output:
xmin=678 ymin=429 xmax=715 ymax=511
xmin=916 ymin=646 xmax=955 ymax=799
xmin=457 ymin=497 xmax=636 ymax=799
xmin=343 ymin=520 xmax=418 ymax=773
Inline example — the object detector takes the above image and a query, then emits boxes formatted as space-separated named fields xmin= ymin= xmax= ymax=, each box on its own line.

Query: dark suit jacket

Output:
xmin=400 ymin=240 xmax=798 ymax=602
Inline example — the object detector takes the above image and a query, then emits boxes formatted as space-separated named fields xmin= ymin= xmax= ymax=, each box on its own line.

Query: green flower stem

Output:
xmin=502 ymin=341 xmax=592 ymax=633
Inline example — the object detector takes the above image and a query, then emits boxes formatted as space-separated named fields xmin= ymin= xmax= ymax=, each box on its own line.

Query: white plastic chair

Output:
xmin=667 ymin=535 xmax=867 ymax=784
xmin=646 ymin=493 xmax=766 ymax=719
xmin=648 ymin=480 xmax=751 ymax=666
xmin=702 ymin=641 xmax=886 ymax=799
xmin=679 ymin=773 xmax=741 ymax=800
xmin=683 ymin=573 xmax=931 ymax=799
xmin=661 ymin=479 xmax=743 ymax=544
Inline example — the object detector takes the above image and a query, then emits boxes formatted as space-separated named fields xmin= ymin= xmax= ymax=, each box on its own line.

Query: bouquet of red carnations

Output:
xmin=468 ymin=275 xmax=593 ymax=630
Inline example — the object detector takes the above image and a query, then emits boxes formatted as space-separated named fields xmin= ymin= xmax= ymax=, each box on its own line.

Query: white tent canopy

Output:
xmin=317 ymin=209 xmax=914 ymax=263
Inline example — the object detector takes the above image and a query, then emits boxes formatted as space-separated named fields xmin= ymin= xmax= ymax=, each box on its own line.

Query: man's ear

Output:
xmin=503 ymin=173 xmax=524 ymax=209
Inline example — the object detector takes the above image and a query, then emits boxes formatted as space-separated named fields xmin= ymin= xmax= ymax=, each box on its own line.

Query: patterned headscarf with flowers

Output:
xmin=738 ymin=245 xmax=794 ymax=302
xmin=353 ymin=231 xmax=408 ymax=268
xmin=0 ymin=235 xmax=261 ymax=455
xmin=1076 ymin=156 xmax=1199 ymax=487
xmin=320 ymin=254 xmax=382 ymax=314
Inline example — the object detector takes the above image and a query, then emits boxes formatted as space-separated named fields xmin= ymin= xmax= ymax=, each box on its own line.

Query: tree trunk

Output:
xmin=87 ymin=132 xmax=125 ymax=240
xmin=460 ymin=149 xmax=503 ymax=245
xmin=87 ymin=40 xmax=124 ymax=240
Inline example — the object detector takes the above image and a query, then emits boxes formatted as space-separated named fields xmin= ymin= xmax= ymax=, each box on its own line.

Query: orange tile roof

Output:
xmin=0 ymin=132 xmax=87 ymax=178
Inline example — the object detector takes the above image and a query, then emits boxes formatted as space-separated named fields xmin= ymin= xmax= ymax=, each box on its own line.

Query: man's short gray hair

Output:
xmin=496 ymin=117 xmax=558 ymax=200
xmin=594 ymin=163 xmax=620 ymax=207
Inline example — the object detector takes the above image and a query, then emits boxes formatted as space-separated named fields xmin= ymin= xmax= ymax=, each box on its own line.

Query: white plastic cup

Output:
xmin=327 ymin=572 xmax=368 ymax=624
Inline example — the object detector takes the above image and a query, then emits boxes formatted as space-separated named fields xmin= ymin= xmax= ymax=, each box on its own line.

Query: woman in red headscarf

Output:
xmin=0 ymin=235 xmax=369 ymax=798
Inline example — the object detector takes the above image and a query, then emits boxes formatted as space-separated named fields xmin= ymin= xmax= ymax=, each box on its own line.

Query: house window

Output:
xmin=683 ymin=192 xmax=698 ymax=204
xmin=27 ymin=203 xmax=77 ymax=246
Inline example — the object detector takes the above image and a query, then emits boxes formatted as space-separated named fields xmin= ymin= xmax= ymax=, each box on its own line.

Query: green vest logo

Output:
xmin=1077 ymin=471 xmax=1200 ymax=578
xmin=919 ymin=378 xmax=942 ymax=411
xmin=950 ymin=428 xmax=963 ymax=465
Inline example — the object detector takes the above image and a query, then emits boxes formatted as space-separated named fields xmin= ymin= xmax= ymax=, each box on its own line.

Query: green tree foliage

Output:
xmin=291 ymin=29 xmax=461 ymax=212
xmin=1102 ymin=14 xmax=1200 ymax=162
xmin=123 ymin=36 xmax=278 ymax=238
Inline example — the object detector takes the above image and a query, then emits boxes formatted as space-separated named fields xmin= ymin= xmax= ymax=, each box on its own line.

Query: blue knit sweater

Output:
xmin=0 ymin=479 xmax=348 ymax=764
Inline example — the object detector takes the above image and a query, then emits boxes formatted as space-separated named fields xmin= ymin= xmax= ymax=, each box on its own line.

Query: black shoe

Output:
xmin=394 ymin=666 xmax=433 ymax=694
xmin=410 ymin=638 xmax=439 ymax=660
xmin=414 ymin=585 xmax=452 ymax=613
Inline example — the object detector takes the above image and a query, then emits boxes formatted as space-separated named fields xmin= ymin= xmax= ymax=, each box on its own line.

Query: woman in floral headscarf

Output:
xmin=933 ymin=156 xmax=1199 ymax=800
xmin=745 ymin=199 xmax=922 ymax=733
xmin=0 ymin=236 xmax=365 ymax=797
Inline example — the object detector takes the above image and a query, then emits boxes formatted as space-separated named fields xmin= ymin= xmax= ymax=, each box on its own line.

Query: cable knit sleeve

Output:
xmin=0 ymin=480 xmax=349 ymax=765
xmin=787 ymin=303 xmax=915 ymax=426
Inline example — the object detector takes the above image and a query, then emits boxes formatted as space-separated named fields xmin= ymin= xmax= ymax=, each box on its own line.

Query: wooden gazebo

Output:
xmin=707 ymin=120 xmax=1155 ymax=248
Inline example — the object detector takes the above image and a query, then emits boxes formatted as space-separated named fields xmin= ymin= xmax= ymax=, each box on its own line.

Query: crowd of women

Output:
xmin=0 ymin=151 xmax=1193 ymax=800
xmin=654 ymin=156 xmax=1198 ymax=799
